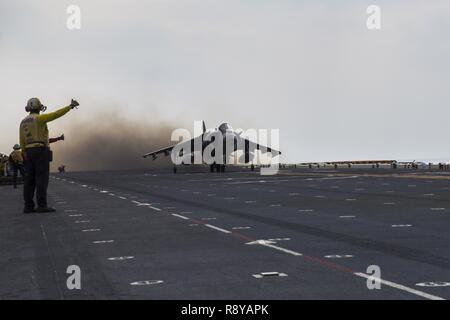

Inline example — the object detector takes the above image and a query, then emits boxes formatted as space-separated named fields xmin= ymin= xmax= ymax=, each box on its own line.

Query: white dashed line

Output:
xmin=392 ymin=224 xmax=412 ymax=228
xmin=246 ymin=240 xmax=302 ymax=256
xmin=354 ymin=273 xmax=444 ymax=300
xmin=253 ymin=272 xmax=288 ymax=279
xmin=232 ymin=226 xmax=251 ymax=230
xmin=108 ymin=256 xmax=134 ymax=261
xmin=416 ymin=282 xmax=450 ymax=287
xmin=204 ymin=224 xmax=231 ymax=234
xmin=93 ymin=240 xmax=114 ymax=244
xmin=324 ymin=254 xmax=353 ymax=258
xmin=171 ymin=214 xmax=189 ymax=220
xmin=130 ymin=280 xmax=164 ymax=286
xmin=82 ymin=229 xmax=101 ymax=232
xmin=339 ymin=215 xmax=356 ymax=218
xmin=149 ymin=206 xmax=162 ymax=211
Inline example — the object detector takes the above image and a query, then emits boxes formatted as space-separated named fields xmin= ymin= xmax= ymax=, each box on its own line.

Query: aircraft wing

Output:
xmin=143 ymin=135 xmax=203 ymax=160
xmin=241 ymin=137 xmax=281 ymax=156
xmin=143 ymin=145 xmax=176 ymax=160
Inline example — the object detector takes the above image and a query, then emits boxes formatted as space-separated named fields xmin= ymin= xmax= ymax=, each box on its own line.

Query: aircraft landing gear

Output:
xmin=210 ymin=164 xmax=225 ymax=173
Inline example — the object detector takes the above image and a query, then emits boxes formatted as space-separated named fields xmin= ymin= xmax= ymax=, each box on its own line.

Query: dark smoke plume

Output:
xmin=50 ymin=112 xmax=179 ymax=172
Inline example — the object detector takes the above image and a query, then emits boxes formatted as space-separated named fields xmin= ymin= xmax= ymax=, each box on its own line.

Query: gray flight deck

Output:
xmin=1 ymin=167 xmax=450 ymax=299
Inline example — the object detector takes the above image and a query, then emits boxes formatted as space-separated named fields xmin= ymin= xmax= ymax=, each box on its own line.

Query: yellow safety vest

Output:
xmin=9 ymin=150 xmax=23 ymax=165
xmin=20 ymin=106 xmax=71 ymax=150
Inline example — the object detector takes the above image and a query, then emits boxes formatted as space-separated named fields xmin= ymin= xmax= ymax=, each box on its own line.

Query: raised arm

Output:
xmin=37 ymin=106 xmax=71 ymax=124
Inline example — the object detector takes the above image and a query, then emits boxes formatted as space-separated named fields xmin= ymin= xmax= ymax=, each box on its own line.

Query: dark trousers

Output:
xmin=11 ymin=163 xmax=25 ymax=188
xmin=24 ymin=147 xmax=50 ymax=209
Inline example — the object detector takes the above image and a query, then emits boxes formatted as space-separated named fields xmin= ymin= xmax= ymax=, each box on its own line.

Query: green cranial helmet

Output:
xmin=26 ymin=97 xmax=46 ymax=112
xmin=13 ymin=144 xmax=20 ymax=150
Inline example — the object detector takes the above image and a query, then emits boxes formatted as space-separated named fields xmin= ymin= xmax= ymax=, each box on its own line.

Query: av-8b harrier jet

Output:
xmin=143 ymin=121 xmax=280 ymax=172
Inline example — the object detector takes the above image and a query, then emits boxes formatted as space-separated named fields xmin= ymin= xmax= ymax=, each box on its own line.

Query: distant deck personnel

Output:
xmin=9 ymin=144 xmax=25 ymax=189
xmin=19 ymin=97 xmax=79 ymax=214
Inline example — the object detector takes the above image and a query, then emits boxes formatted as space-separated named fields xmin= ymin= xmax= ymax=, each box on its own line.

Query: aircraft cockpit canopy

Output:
xmin=218 ymin=122 xmax=233 ymax=133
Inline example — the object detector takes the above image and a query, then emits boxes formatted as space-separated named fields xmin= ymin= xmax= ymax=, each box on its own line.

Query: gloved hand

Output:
xmin=70 ymin=99 xmax=80 ymax=109
xmin=59 ymin=134 xmax=65 ymax=141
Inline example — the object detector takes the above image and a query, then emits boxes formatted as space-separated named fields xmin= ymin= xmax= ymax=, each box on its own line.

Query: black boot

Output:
xmin=36 ymin=207 xmax=57 ymax=213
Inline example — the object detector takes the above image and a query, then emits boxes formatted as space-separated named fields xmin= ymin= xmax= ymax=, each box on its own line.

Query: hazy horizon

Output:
xmin=2 ymin=1 xmax=450 ymax=167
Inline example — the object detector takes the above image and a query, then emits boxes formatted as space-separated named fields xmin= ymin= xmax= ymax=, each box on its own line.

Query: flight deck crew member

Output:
xmin=20 ymin=97 xmax=80 ymax=213
xmin=9 ymin=144 xmax=25 ymax=189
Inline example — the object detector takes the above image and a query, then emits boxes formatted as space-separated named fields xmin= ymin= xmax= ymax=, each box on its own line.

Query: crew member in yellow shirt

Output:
xmin=9 ymin=144 xmax=25 ymax=189
xmin=20 ymin=97 xmax=80 ymax=213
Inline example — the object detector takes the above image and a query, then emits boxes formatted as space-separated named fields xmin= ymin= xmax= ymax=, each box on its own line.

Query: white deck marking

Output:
xmin=299 ymin=209 xmax=314 ymax=212
xmin=354 ymin=273 xmax=444 ymax=300
xmin=130 ymin=280 xmax=163 ymax=286
xmin=270 ymin=204 xmax=281 ymax=207
xmin=392 ymin=224 xmax=412 ymax=228
xmin=232 ymin=226 xmax=251 ymax=230
xmin=75 ymin=220 xmax=90 ymax=224
xmin=93 ymin=240 xmax=114 ymax=244
xmin=82 ymin=229 xmax=101 ymax=232
xmin=201 ymin=217 xmax=217 ymax=220
xmin=205 ymin=224 xmax=231 ymax=234
xmin=383 ymin=202 xmax=396 ymax=205
xmin=64 ymin=209 xmax=78 ymax=213
xmin=267 ymin=238 xmax=291 ymax=242
xmin=339 ymin=215 xmax=356 ymax=218
xmin=416 ymin=282 xmax=450 ymax=287
xmin=108 ymin=256 xmax=134 ymax=261
xmin=119 ymin=196 xmax=127 ymax=200
xmin=430 ymin=208 xmax=445 ymax=211
xmin=246 ymin=240 xmax=302 ymax=256
xmin=253 ymin=272 xmax=288 ymax=278
xmin=149 ymin=206 xmax=162 ymax=211
xmin=324 ymin=254 xmax=353 ymax=258
xmin=172 ymin=213 xmax=190 ymax=220
xmin=69 ymin=214 xmax=83 ymax=217
xmin=345 ymin=199 xmax=357 ymax=201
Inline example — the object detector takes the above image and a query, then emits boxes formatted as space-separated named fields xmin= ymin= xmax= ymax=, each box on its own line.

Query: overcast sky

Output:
xmin=1 ymin=0 xmax=450 ymax=163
